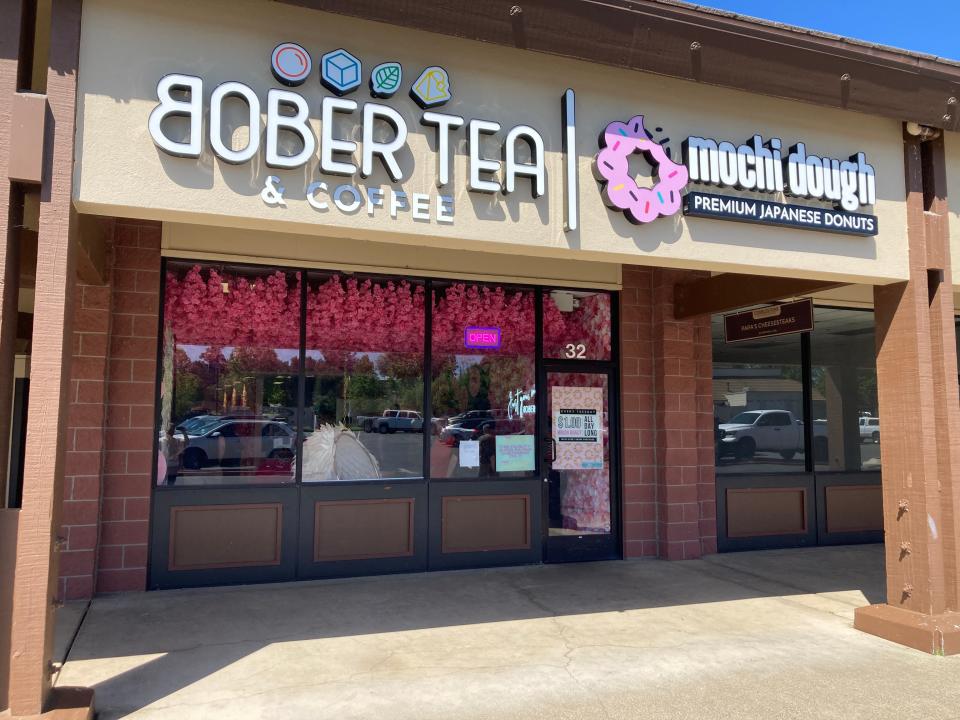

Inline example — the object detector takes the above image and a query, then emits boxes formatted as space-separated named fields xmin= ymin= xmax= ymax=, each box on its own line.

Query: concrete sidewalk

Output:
xmin=55 ymin=545 xmax=960 ymax=719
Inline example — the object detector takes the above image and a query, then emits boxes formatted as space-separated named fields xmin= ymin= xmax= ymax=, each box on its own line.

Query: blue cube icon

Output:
xmin=321 ymin=49 xmax=361 ymax=95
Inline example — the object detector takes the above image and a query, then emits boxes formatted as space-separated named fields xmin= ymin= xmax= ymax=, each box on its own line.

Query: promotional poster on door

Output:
xmin=552 ymin=387 xmax=604 ymax=470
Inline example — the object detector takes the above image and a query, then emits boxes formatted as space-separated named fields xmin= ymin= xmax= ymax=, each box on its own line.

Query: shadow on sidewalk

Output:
xmin=62 ymin=544 xmax=885 ymax=716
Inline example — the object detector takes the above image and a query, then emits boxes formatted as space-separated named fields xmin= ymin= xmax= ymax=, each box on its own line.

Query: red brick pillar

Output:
xmin=620 ymin=265 xmax=716 ymax=560
xmin=59 ymin=282 xmax=113 ymax=601
xmin=621 ymin=266 xmax=658 ymax=558
xmin=651 ymin=269 xmax=716 ymax=560
xmin=97 ymin=220 xmax=161 ymax=593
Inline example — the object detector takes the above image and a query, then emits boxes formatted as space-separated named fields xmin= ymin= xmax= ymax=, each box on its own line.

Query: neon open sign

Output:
xmin=464 ymin=327 xmax=501 ymax=349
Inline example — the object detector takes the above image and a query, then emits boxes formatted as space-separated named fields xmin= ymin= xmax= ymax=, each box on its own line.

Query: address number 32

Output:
xmin=564 ymin=343 xmax=587 ymax=359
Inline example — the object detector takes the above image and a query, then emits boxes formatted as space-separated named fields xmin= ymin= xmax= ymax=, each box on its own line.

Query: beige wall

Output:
xmin=163 ymin=223 xmax=622 ymax=288
xmin=946 ymin=132 xmax=960 ymax=288
xmin=75 ymin=0 xmax=908 ymax=284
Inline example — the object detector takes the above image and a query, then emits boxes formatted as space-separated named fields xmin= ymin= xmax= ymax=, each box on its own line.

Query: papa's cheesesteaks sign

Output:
xmin=724 ymin=299 xmax=815 ymax=343
xmin=148 ymin=40 xmax=880 ymax=237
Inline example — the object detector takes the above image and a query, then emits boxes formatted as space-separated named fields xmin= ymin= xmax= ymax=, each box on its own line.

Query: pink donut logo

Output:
xmin=594 ymin=115 xmax=688 ymax=224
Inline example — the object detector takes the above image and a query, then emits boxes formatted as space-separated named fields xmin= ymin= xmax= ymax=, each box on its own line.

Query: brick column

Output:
xmin=97 ymin=220 xmax=160 ymax=593
xmin=855 ymin=129 xmax=960 ymax=654
xmin=621 ymin=266 xmax=658 ymax=558
xmin=9 ymin=0 xmax=86 ymax=714
xmin=651 ymin=269 xmax=716 ymax=560
xmin=0 ymin=3 xmax=25 ymax=711
xmin=621 ymin=265 xmax=716 ymax=560
xmin=59 ymin=282 xmax=114 ymax=601
xmin=0 ymin=0 xmax=25 ymax=511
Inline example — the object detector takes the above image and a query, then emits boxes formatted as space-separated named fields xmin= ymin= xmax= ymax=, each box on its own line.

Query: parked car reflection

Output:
xmin=163 ymin=418 xmax=296 ymax=485
xmin=440 ymin=417 xmax=524 ymax=447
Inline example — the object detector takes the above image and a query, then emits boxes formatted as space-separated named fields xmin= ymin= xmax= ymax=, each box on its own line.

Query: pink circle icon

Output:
xmin=271 ymin=42 xmax=312 ymax=86
xmin=594 ymin=115 xmax=688 ymax=225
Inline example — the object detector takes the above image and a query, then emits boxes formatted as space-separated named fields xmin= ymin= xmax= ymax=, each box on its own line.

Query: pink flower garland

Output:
xmin=164 ymin=265 xmax=300 ymax=348
xmin=432 ymin=284 xmax=535 ymax=355
xmin=306 ymin=276 xmax=425 ymax=353
xmin=165 ymin=267 xmax=610 ymax=359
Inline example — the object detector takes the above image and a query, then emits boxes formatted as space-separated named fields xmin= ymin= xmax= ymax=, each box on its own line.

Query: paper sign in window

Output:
xmin=494 ymin=435 xmax=535 ymax=472
xmin=459 ymin=440 xmax=480 ymax=468
xmin=552 ymin=386 xmax=604 ymax=470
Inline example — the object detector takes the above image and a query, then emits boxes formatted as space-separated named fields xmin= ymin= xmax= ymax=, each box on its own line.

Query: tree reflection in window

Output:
xmin=430 ymin=283 xmax=537 ymax=479
xmin=301 ymin=274 xmax=425 ymax=482
xmin=159 ymin=264 xmax=301 ymax=486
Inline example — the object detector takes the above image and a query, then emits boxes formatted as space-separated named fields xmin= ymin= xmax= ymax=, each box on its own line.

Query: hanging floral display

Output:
xmin=164 ymin=265 xmax=301 ymax=348
xmin=165 ymin=267 xmax=610 ymax=359
xmin=542 ymin=292 xmax=613 ymax=360
xmin=432 ymin=283 xmax=535 ymax=355
xmin=306 ymin=275 xmax=425 ymax=352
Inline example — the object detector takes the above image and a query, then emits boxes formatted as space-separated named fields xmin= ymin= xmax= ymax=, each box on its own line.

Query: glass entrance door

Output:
xmin=542 ymin=369 xmax=619 ymax=563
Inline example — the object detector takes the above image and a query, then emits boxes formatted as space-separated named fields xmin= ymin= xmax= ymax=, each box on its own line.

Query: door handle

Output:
xmin=542 ymin=437 xmax=557 ymax=463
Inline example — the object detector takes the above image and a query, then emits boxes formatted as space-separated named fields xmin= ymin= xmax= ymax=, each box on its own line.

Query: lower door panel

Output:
xmin=298 ymin=481 xmax=428 ymax=579
xmin=815 ymin=472 xmax=883 ymax=545
xmin=428 ymin=479 xmax=542 ymax=570
xmin=717 ymin=474 xmax=817 ymax=552
xmin=150 ymin=486 xmax=299 ymax=589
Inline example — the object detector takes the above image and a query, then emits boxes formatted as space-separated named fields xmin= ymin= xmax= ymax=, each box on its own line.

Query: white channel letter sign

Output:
xmin=148 ymin=41 xmax=878 ymax=237
xmin=147 ymin=46 xmax=562 ymax=229
xmin=682 ymin=135 xmax=876 ymax=211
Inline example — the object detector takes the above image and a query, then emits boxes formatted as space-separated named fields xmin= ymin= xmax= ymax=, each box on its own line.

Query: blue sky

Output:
xmin=696 ymin=0 xmax=959 ymax=61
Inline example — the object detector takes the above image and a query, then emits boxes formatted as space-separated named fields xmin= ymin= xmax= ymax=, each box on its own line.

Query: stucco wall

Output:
xmin=75 ymin=0 xmax=908 ymax=284
xmin=945 ymin=132 xmax=960 ymax=287
xmin=161 ymin=223 xmax=623 ymax=289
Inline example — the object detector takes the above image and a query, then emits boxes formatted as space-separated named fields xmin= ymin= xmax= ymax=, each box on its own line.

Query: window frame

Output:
xmin=154 ymin=258 xmax=617 ymax=491
xmin=713 ymin=303 xmax=879 ymax=477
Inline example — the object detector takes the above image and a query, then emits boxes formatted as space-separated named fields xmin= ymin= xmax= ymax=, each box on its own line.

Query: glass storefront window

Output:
xmin=542 ymin=290 xmax=612 ymax=360
xmin=430 ymin=282 xmax=537 ymax=478
xmin=712 ymin=315 xmax=805 ymax=474
xmin=158 ymin=263 xmax=301 ymax=486
xmin=157 ymin=264 xmax=614 ymax=487
xmin=810 ymin=307 xmax=879 ymax=472
xmin=302 ymin=273 xmax=425 ymax=482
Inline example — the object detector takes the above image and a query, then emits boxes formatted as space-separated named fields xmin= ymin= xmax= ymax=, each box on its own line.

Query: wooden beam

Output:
xmin=0 ymin=0 xmax=25 ymax=655
xmin=673 ymin=273 xmax=843 ymax=319
xmin=279 ymin=0 xmax=960 ymax=131
xmin=854 ymin=128 xmax=960 ymax=654
xmin=8 ymin=0 xmax=88 ymax=715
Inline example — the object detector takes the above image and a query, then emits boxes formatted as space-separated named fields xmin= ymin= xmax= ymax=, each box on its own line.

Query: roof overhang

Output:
xmin=277 ymin=0 xmax=960 ymax=130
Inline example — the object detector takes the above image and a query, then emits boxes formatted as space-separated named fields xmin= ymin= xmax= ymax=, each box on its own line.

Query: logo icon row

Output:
xmin=271 ymin=42 xmax=451 ymax=108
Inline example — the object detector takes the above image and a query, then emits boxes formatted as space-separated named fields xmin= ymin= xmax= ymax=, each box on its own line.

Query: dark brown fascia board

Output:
xmin=673 ymin=273 xmax=843 ymax=319
xmin=276 ymin=0 xmax=960 ymax=131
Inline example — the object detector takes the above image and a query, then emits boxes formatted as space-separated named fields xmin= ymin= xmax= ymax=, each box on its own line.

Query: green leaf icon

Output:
xmin=372 ymin=63 xmax=401 ymax=94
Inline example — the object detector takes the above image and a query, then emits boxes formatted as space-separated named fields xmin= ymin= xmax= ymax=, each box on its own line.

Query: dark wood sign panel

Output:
xmin=724 ymin=298 xmax=814 ymax=343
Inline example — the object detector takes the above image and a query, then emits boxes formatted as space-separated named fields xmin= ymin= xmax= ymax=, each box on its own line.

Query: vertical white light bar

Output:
xmin=562 ymin=88 xmax=578 ymax=232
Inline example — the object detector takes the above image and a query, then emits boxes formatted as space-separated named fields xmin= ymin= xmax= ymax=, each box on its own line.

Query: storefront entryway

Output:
xmin=542 ymin=367 xmax=619 ymax=563
xmin=149 ymin=262 xmax=620 ymax=589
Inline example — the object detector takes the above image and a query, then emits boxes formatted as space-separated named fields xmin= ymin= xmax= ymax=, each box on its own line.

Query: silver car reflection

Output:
xmin=179 ymin=419 xmax=295 ymax=471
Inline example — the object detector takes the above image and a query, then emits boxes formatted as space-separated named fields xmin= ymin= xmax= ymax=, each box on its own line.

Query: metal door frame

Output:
xmin=149 ymin=261 xmax=622 ymax=587
xmin=538 ymin=355 xmax=622 ymax=564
